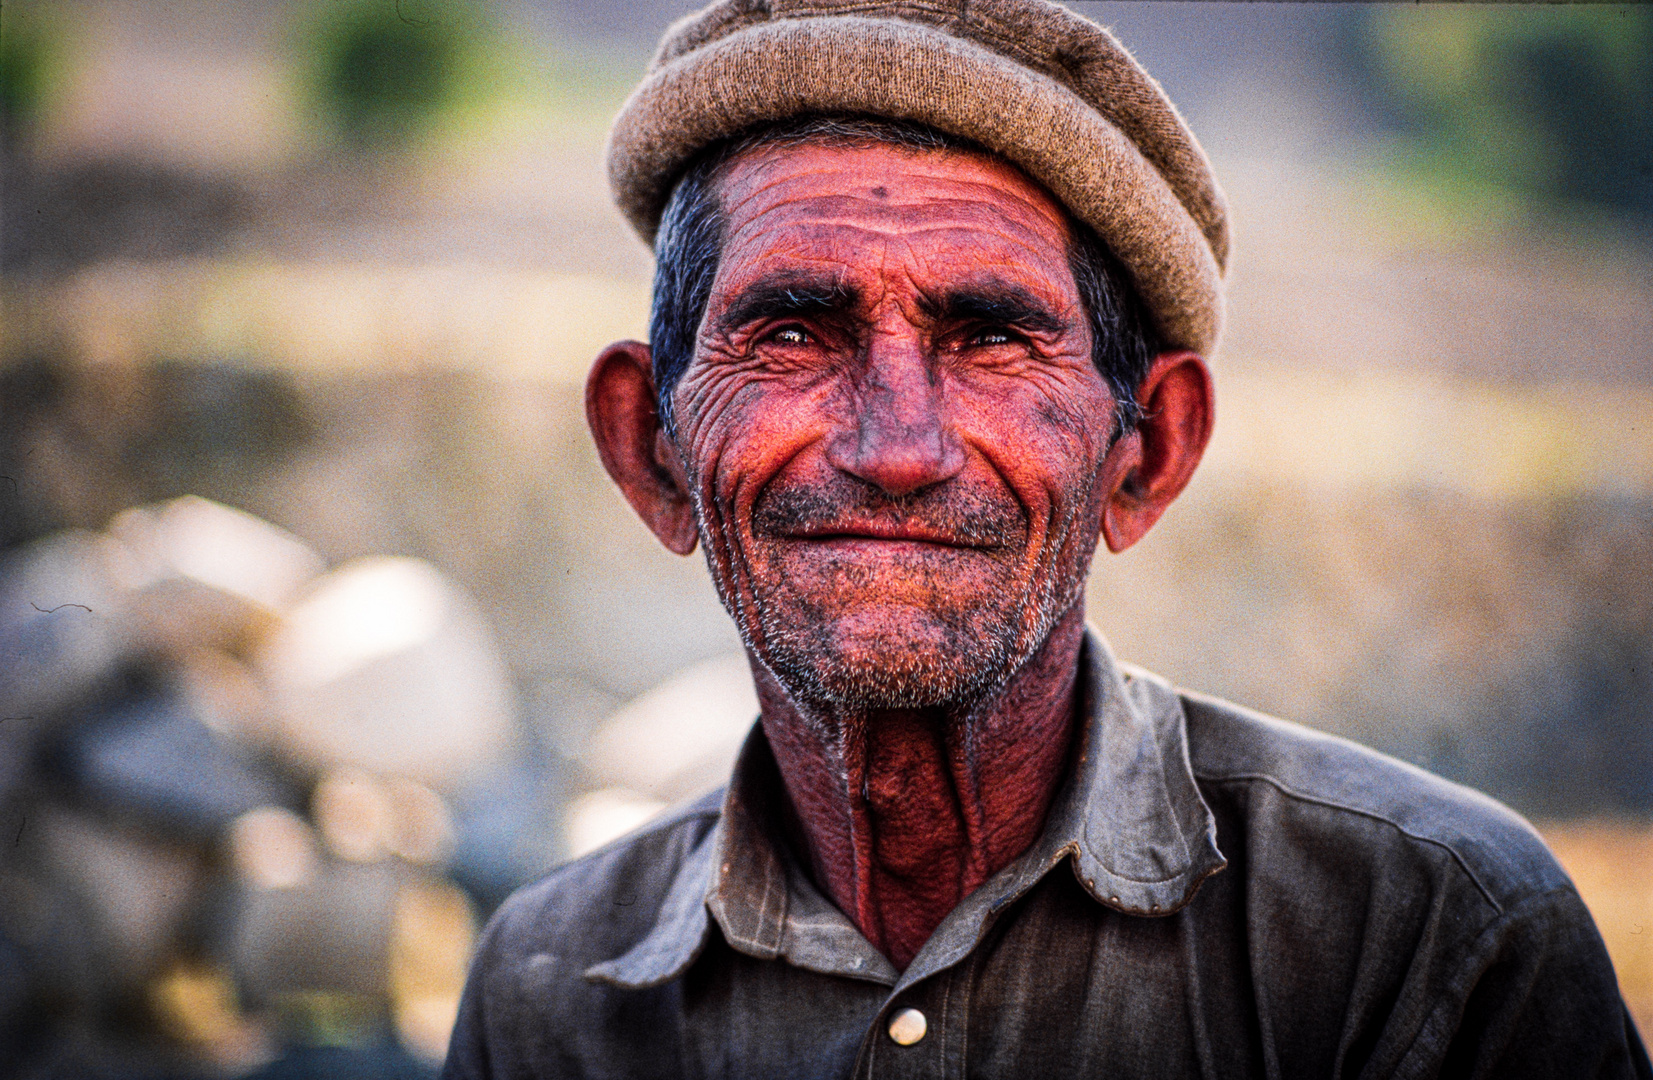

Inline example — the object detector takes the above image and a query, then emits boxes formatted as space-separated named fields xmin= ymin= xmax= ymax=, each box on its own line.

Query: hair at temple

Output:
xmin=647 ymin=114 xmax=1162 ymax=440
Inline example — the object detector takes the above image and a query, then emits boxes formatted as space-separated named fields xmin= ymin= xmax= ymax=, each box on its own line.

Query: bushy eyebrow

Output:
xmin=713 ymin=276 xmax=862 ymax=335
xmin=919 ymin=284 xmax=1065 ymax=336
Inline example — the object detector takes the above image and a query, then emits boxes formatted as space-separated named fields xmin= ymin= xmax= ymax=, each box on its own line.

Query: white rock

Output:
xmin=256 ymin=557 xmax=513 ymax=790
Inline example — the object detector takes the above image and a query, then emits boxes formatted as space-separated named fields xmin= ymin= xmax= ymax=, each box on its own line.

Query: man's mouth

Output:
xmin=782 ymin=519 xmax=985 ymax=549
xmin=749 ymin=482 xmax=1028 ymax=552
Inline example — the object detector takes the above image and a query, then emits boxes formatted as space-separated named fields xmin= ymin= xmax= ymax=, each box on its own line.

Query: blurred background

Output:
xmin=0 ymin=0 xmax=1649 ymax=1073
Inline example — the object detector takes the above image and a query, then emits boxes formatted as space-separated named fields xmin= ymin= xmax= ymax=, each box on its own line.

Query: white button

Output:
xmin=888 ymin=1007 xmax=927 ymax=1046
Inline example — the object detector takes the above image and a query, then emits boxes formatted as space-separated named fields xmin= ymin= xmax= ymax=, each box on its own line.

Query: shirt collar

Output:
xmin=586 ymin=628 xmax=1227 ymax=990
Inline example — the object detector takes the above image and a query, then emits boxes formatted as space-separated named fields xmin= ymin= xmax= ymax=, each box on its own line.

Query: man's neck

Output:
xmin=753 ymin=603 xmax=1086 ymax=970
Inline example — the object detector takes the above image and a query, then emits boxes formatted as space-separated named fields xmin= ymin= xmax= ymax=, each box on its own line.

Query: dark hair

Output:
xmin=648 ymin=115 xmax=1160 ymax=437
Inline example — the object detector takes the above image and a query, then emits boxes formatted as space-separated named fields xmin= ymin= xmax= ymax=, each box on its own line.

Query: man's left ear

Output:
xmin=1100 ymin=350 xmax=1214 ymax=554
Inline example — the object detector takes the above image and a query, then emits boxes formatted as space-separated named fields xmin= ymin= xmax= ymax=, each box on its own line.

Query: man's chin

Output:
xmin=755 ymin=609 xmax=1022 ymax=712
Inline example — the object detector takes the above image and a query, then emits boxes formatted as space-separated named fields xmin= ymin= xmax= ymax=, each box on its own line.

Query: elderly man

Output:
xmin=445 ymin=2 xmax=1649 ymax=1077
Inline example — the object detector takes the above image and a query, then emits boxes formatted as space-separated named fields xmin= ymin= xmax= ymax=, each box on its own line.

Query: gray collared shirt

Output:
xmin=444 ymin=632 xmax=1650 ymax=1079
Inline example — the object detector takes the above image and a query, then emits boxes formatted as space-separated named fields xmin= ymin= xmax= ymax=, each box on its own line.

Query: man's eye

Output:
xmin=767 ymin=327 xmax=812 ymax=346
xmin=969 ymin=328 xmax=1016 ymax=347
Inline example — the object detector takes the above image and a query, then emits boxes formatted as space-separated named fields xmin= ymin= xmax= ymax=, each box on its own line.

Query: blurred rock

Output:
xmin=57 ymin=690 xmax=290 ymax=840
xmin=0 ymin=529 xmax=131 ymax=721
xmin=563 ymin=788 xmax=667 ymax=861
xmin=228 ymin=858 xmax=474 ymax=1064
xmin=382 ymin=778 xmax=458 ymax=867
xmin=174 ymin=645 xmax=278 ymax=743
xmin=106 ymin=495 xmax=324 ymax=661
xmin=583 ymin=653 xmax=757 ymax=805
xmin=28 ymin=804 xmax=207 ymax=990
xmin=231 ymin=860 xmax=398 ymax=1007
xmin=230 ymin=806 xmax=321 ymax=892
xmin=313 ymin=768 xmax=399 ymax=864
xmin=562 ymin=654 xmax=758 ymax=857
xmin=256 ymin=557 xmax=513 ymax=790
xmin=0 ymin=495 xmax=320 ymax=737
xmin=310 ymin=769 xmax=456 ymax=868
xmin=241 ymin=1043 xmax=440 ymax=1080
xmin=108 ymin=494 xmax=323 ymax=613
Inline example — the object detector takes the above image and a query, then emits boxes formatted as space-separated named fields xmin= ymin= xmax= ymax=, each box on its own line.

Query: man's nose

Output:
xmin=825 ymin=338 xmax=966 ymax=497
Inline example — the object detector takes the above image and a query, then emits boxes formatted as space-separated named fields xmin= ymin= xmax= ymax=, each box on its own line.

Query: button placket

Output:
xmin=859 ymin=987 xmax=945 ymax=1077
xmin=863 ymin=966 xmax=974 ymax=1078
xmin=937 ymin=957 xmax=972 ymax=1076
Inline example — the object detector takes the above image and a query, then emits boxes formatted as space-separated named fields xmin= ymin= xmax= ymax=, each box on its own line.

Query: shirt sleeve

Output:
xmin=1407 ymin=886 xmax=1652 ymax=1080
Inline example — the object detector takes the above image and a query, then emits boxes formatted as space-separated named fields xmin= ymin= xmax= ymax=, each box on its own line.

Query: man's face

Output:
xmin=668 ymin=142 xmax=1121 ymax=712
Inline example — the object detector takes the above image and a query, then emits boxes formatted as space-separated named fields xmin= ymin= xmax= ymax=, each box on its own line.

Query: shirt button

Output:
xmin=887 ymin=1007 xmax=927 ymax=1046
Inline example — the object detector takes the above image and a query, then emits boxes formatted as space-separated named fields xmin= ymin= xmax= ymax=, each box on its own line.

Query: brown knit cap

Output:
xmin=607 ymin=0 xmax=1228 ymax=356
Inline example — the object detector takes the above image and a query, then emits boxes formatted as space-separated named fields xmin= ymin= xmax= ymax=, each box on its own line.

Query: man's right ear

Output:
xmin=585 ymin=341 xmax=699 ymax=556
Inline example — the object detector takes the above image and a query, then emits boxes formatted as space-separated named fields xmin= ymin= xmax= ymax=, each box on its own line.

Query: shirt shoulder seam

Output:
xmin=1193 ymin=770 xmax=1504 ymax=915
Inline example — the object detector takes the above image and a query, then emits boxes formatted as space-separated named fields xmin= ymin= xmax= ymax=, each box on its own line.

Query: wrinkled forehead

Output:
xmin=709 ymin=140 xmax=1081 ymax=296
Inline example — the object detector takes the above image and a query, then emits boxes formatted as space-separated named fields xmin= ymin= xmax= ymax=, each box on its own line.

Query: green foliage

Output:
xmin=292 ymin=0 xmax=649 ymax=152
xmin=1362 ymin=6 xmax=1653 ymax=219
xmin=302 ymin=0 xmax=489 ymax=142
xmin=0 ymin=16 xmax=49 ymax=139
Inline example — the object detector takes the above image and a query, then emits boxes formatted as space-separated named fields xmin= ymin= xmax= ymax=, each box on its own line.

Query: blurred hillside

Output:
xmin=1 ymin=0 xmax=1651 ymax=1066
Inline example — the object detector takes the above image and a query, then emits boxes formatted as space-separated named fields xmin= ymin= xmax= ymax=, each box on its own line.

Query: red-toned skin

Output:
xmin=588 ymin=143 xmax=1213 ymax=969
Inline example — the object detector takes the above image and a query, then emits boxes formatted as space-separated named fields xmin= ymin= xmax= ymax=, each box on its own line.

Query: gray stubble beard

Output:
xmin=689 ymin=471 xmax=1093 ymax=741
xmin=724 ymin=538 xmax=1086 ymax=733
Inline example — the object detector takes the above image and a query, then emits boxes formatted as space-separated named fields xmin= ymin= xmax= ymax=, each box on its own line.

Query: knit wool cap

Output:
xmin=607 ymin=0 xmax=1228 ymax=356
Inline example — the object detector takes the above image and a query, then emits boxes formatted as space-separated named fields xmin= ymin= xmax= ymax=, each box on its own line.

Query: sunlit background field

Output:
xmin=1 ymin=1 xmax=1649 ymax=1075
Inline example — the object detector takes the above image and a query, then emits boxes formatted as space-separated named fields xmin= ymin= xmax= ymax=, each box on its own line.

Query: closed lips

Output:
xmin=750 ymin=483 xmax=1027 ymax=551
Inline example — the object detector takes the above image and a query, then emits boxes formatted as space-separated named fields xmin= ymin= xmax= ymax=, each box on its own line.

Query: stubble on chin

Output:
xmin=756 ymin=611 xmax=1019 ymax=713
xmin=693 ymin=468 xmax=1090 ymax=730
xmin=738 ymin=555 xmax=1083 ymax=729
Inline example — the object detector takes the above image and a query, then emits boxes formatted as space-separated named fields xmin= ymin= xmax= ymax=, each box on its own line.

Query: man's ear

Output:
xmin=1100 ymin=350 xmax=1214 ymax=554
xmin=585 ymin=341 xmax=699 ymax=556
